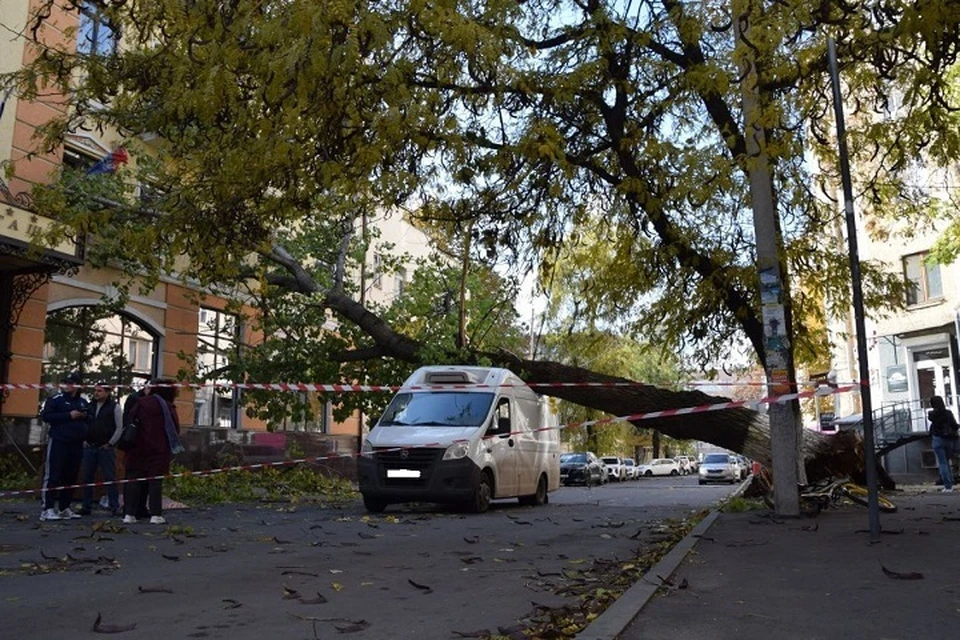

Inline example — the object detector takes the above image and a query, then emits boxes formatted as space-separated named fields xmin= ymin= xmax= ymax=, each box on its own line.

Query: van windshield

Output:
xmin=378 ymin=392 xmax=495 ymax=427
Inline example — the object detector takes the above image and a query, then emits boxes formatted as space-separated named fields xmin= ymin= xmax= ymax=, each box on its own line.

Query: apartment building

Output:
xmin=823 ymin=171 xmax=959 ymax=481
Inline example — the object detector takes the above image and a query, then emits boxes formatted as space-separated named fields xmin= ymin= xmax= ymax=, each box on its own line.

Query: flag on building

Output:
xmin=86 ymin=147 xmax=129 ymax=175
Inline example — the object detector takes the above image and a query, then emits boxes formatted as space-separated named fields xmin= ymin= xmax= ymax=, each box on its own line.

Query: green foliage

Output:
xmin=166 ymin=463 xmax=357 ymax=505
xmin=540 ymin=325 xmax=687 ymax=454
xmin=0 ymin=454 xmax=36 ymax=491
xmin=239 ymin=252 xmax=526 ymax=425
xmin=4 ymin=0 xmax=959 ymax=387
xmin=720 ymin=497 xmax=767 ymax=513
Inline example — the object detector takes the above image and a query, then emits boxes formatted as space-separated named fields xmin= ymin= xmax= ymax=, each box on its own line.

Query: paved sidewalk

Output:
xmin=606 ymin=487 xmax=960 ymax=639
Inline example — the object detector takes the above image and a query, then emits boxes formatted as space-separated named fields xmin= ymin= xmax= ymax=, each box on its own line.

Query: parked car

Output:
xmin=560 ymin=452 xmax=604 ymax=486
xmin=736 ymin=455 xmax=751 ymax=480
xmin=637 ymin=458 xmax=681 ymax=477
xmin=600 ymin=456 xmax=626 ymax=482
xmin=594 ymin=453 xmax=610 ymax=483
xmin=622 ymin=458 xmax=639 ymax=480
xmin=698 ymin=452 xmax=739 ymax=484
xmin=675 ymin=455 xmax=694 ymax=475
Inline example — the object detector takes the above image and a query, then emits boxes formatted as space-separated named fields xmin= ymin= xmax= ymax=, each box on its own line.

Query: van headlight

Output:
xmin=442 ymin=441 xmax=469 ymax=460
xmin=361 ymin=439 xmax=373 ymax=455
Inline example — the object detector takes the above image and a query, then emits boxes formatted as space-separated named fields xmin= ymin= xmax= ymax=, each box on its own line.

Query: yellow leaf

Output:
xmin=331 ymin=582 xmax=343 ymax=592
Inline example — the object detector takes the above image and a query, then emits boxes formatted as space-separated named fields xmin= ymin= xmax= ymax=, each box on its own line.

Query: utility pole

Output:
xmin=735 ymin=1 xmax=801 ymax=516
xmin=827 ymin=37 xmax=881 ymax=539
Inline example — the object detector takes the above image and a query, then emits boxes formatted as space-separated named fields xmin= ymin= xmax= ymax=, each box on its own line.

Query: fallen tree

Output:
xmin=321 ymin=287 xmax=865 ymax=482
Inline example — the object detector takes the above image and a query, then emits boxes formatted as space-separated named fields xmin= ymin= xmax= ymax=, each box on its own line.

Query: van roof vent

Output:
xmin=424 ymin=371 xmax=474 ymax=384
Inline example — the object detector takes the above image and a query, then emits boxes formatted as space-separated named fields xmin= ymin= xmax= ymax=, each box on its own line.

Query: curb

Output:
xmin=576 ymin=478 xmax=749 ymax=639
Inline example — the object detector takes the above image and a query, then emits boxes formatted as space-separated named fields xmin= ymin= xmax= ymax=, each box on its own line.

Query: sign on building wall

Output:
xmin=886 ymin=364 xmax=908 ymax=393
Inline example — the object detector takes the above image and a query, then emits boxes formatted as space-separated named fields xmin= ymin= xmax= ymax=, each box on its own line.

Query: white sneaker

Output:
xmin=122 ymin=515 xmax=137 ymax=524
xmin=941 ymin=487 xmax=954 ymax=493
xmin=39 ymin=508 xmax=62 ymax=521
xmin=149 ymin=516 xmax=166 ymax=525
xmin=59 ymin=508 xmax=82 ymax=519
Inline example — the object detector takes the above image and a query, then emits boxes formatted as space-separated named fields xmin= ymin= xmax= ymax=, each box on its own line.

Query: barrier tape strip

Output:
xmin=0 ymin=384 xmax=857 ymax=499
xmin=0 ymin=380 xmax=866 ymax=392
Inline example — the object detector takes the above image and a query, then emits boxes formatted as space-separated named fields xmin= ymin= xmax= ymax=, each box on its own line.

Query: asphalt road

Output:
xmin=0 ymin=476 xmax=736 ymax=639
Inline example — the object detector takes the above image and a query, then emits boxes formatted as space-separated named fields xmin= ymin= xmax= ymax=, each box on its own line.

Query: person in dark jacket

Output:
xmin=39 ymin=371 xmax=91 ymax=521
xmin=122 ymin=379 xmax=181 ymax=524
xmin=928 ymin=395 xmax=959 ymax=493
xmin=122 ymin=385 xmax=150 ymax=519
xmin=78 ymin=382 xmax=123 ymax=515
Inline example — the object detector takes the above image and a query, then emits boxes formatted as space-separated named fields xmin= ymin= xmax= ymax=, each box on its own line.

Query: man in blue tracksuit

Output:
xmin=40 ymin=371 xmax=91 ymax=521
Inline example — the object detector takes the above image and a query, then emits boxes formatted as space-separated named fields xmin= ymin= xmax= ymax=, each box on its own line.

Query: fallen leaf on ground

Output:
xmin=92 ymin=613 xmax=137 ymax=634
xmin=880 ymin=564 xmax=924 ymax=580
xmin=299 ymin=592 xmax=328 ymax=604
xmin=137 ymin=586 xmax=173 ymax=594
xmin=335 ymin=620 xmax=369 ymax=633
xmin=408 ymin=579 xmax=433 ymax=594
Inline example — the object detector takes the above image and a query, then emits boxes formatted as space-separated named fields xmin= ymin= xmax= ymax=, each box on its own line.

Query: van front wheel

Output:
xmin=363 ymin=495 xmax=387 ymax=514
xmin=469 ymin=473 xmax=493 ymax=513
xmin=519 ymin=474 xmax=548 ymax=507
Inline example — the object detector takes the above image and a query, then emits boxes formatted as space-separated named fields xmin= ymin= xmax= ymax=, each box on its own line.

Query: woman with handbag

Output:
xmin=122 ymin=378 xmax=184 ymax=524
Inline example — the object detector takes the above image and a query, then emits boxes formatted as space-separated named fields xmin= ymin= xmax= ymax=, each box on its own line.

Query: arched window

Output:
xmin=42 ymin=306 xmax=158 ymax=390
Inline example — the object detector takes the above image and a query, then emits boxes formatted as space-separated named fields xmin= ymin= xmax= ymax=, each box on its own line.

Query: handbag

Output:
xmin=116 ymin=419 xmax=138 ymax=451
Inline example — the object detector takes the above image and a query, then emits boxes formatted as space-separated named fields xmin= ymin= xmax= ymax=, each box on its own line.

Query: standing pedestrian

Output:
xmin=39 ymin=371 xmax=91 ymax=520
xmin=928 ymin=395 xmax=959 ymax=493
xmin=122 ymin=383 xmax=150 ymax=518
xmin=122 ymin=379 xmax=183 ymax=524
xmin=78 ymin=382 xmax=123 ymax=516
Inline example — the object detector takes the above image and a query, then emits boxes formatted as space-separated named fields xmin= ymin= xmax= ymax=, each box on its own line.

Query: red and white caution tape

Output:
xmin=1 ymin=379 xmax=867 ymax=392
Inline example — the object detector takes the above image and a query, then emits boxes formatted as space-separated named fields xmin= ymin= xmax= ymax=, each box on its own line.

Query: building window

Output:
xmin=903 ymin=252 xmax=942 ymax=306
xmin=194 ymin=308 xmax=241 ymax=429
xmin=77 ymin=2 xmax=118 ymax=56
xmin=42 ymin=306 xmax=157 ymax=396
xmin=62 ymin=147 xmax=97 ymax=172
xmin=395 ymin=267 xmax=407 ymax=297
xmin=276 ymin=395 xmax=331 ymax=433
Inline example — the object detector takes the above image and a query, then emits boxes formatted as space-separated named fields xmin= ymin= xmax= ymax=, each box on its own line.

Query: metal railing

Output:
xmin=837 ymin=398 xmax=937 ymax=456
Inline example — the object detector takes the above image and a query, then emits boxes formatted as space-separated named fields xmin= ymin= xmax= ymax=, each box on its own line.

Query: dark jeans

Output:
xmin=932 ymin=435 xmax=958 ymax=490
xmin=124 ymin=470 xmax=162 ymax=518
xmin=42 ymin=439 xmax=83 ymax=511
xmin=81 ymin=446 xmax=119 ymax=511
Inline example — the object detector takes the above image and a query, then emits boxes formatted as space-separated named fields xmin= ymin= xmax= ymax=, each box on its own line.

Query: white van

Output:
xmin=357 ymin=366 xmax=560 ymax=513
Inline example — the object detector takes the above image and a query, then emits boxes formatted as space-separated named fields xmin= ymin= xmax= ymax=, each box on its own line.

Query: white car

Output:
xmin=600 ymin=456 xmax=625 ymax=481
xmin=698 ymin=452 xmax=739 ymax=484
xmin=636 ymin=458 xmax=680 ymax=477
xmin=622 ymin=458 xmax=640 ymax=480
xmin=675 ymin=455 xmax=694 ymax=475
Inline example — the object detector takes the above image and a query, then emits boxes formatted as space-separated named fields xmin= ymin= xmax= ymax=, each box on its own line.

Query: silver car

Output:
xmin=698 ymin=452 xmax=739 ymax=485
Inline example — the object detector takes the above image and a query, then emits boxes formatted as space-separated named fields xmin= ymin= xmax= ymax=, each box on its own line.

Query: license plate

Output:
xmin=387 ymin=469 xmax=420 ymax=479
